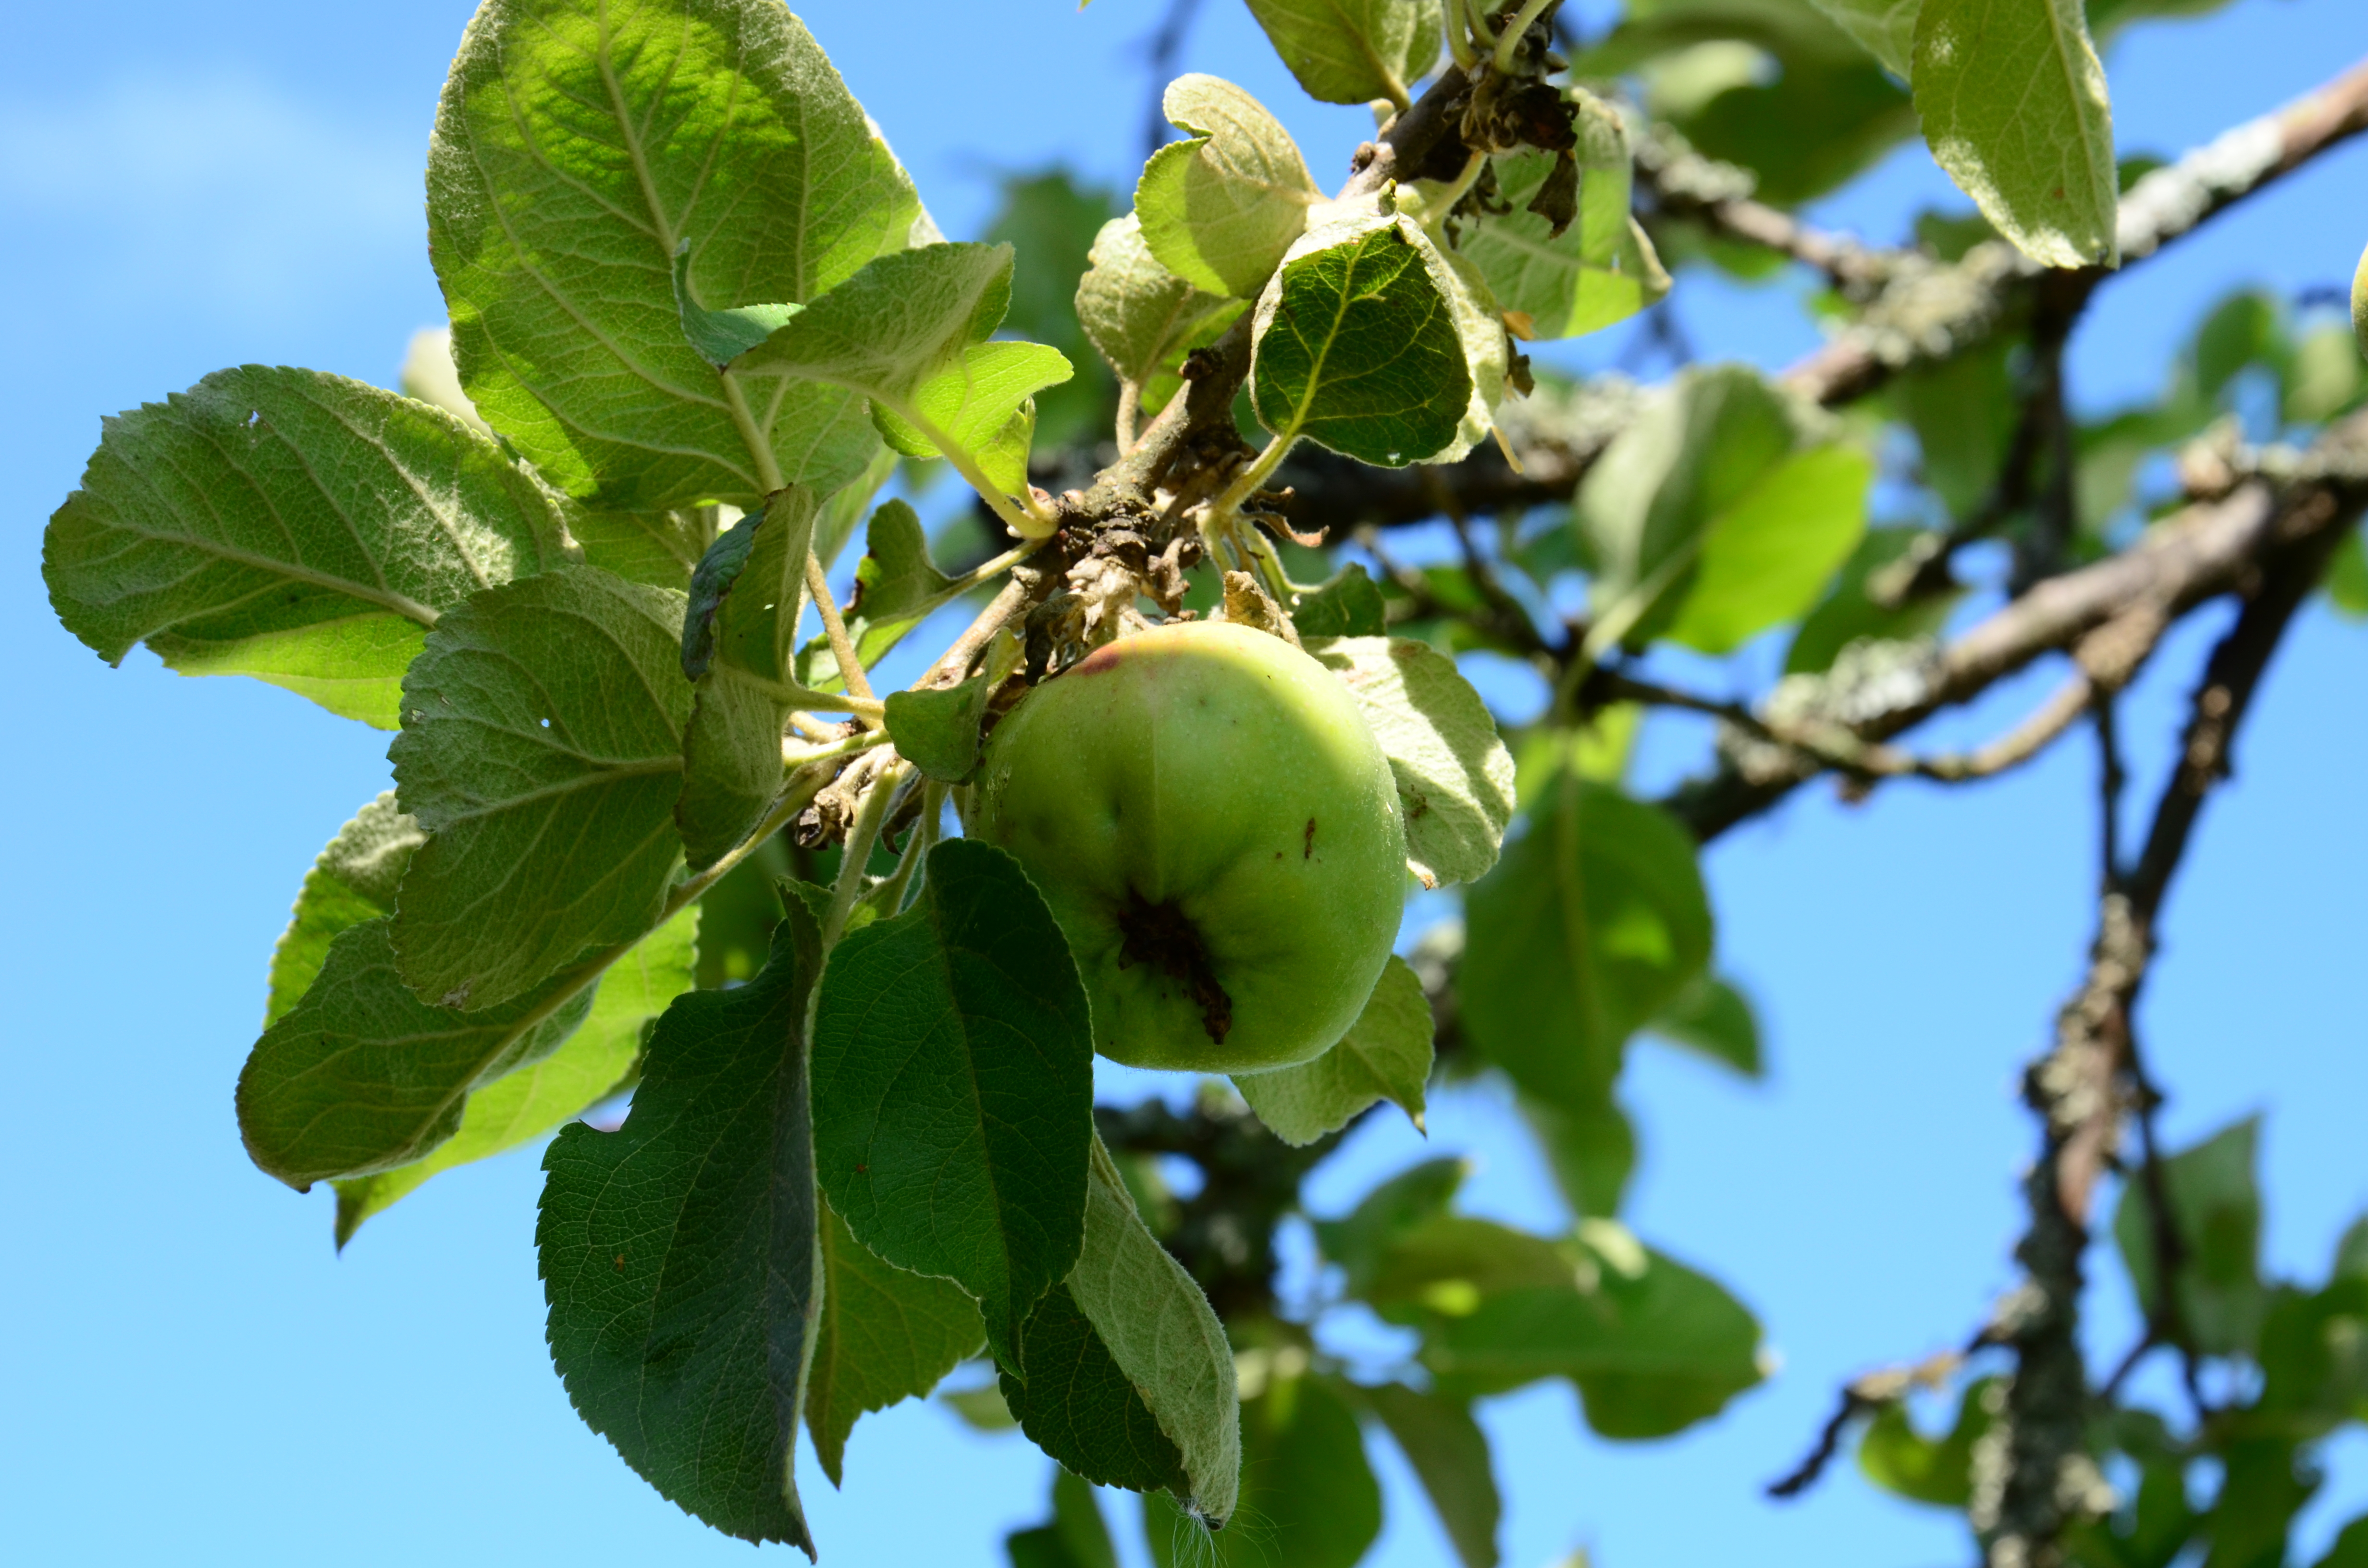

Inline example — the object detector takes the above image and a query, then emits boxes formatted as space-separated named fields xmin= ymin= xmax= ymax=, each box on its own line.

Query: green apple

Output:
xmin=968 ymin=621 xmax=1406 ymax=1073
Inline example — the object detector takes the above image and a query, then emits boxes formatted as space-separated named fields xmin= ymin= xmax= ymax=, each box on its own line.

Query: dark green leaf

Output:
xmin=807 ymin=1198 xmax=984 ymax=1485
xmin=883 ymin=675 xmax=991 ymax=783
xmin=539 ymin=906 xmax=827 ymax=1553
xmin=1291 ymin=564 xmax=1388 ymax=637
xmin=43 ymin=365 xmax=570 ymax=728
xmin=1645 ymin=975 xmax=1762 ymax=1078
xmin=389 ymin=567 xmax=692 ymax=1012
xmin=265 ymin=792 xmax=425 ymax=1027
xmin=1356 ymin=1381 xmax=1501 ymax=1568
xmin=1235 ymin=955 xmax=1432 ymax=1145
xmin=238 ymin=918 xmax=597 ymax=1189
xmin=333 ymin=905 xmax=698 ymax=1244
xmin=678 ymin=489 xmax=822 ymax=867
xmin=1003 ymin=1138 xmax=1240 ymax=1523
xmin=1250 ymin=217 xmax=1472 ymax=467
xmin=2204 ymin=1439 xmax=2316 ymax=1568
xmin=429 ymin=0 xmax=919 ymax=509
xmin=1144 ymin=1360 xmax=1378 ymax=1568
xmin=1006 ymin=1468 xmax=1121 ymax=1568
xmin=812 ymin=838 xmax=1095 ymax=1368
xmin=1461 ymin=773 xmax=1713 ymax=1112
xmin=2113 ymin=1116 xmax=2266 ymax=1359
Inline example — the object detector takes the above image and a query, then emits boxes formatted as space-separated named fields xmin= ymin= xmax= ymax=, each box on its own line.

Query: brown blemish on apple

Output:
xmin=1115 ymin=891 xmax=1233 ymax=1043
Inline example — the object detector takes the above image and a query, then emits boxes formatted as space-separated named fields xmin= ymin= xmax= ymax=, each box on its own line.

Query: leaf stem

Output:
xmin=1463 ymin=0 xmax=1499 ymax=52
xmin=1443 ymin=0 xmax=1480 ymax=69
xmin=888 ymin=399 xmax=1055 ymax=540
xmin=805 ymin=551 xmax=877 ymax=705
xmin=781 ymin=724 xmax=890 ymax=771
xmin=1205 ymin=434 xmax=1301 ymax=530
xmin=1492 ymin=0 xmax=1555 ymax=72
xmin=863 ymin=778 xmax=946 ymax=919
xmin=822 ymin=760 xmax=909 ymax=949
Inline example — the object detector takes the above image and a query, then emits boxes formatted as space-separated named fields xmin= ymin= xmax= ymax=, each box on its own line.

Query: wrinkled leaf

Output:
xmin=429 ymin=0 xmax=919 ymax=509
xmin=1463 ymin=109 xmax=1669 ymax=342
xmin=883 ymin=675 xmax=991 ymax=784
xmin=238 ymin=918 xmax=598 ymax=1189
xmin=389 ymin=568 xmax=692 ymax=1012
xmin=1077 ymin=215 xmax=1240 ymax=387
xmin=1136 ymin=74 xmax=1320 ymax=298
xmin=1305 ymin=635 xmax=1516 ymax=887
xmin=333 ymin=905 xmax=698 ymax=1245
xmin=43 ymin=366 xmax=570 ymax=728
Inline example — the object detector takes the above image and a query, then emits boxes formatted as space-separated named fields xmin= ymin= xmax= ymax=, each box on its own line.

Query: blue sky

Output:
xmin=3 ymin=3 xmax=2366 ymax=1565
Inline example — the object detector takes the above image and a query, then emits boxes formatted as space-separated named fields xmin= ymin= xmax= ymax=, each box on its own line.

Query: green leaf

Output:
xmin=1892 ymin=334 xmax=2017 ymax=518
xmin=569 ymin=509 xmax=711 ymax=590
xmin=1242 ymin=0 xmax=1441 ymax=105
xmin=1578 ymin=364 xmax=1866 ymax=654
xmin=1144 ymin=1360 xmax=1377 ymax=1568
xmin=678 ymin=490 xmax=820 ymax=868
xmin=2113 ymin=1115 xmax=2268 ymax=1359
xmin=1912 ymin=0 xmax=2119 ymax=270
xmin=1004 ymin=1137 xmax=1241 ymax=1524
xmin=1303 ymin=635 xmax=1516 ymax=888
xmin=1251 ymin=211 xmax=1474 ymax=467
xmin=812 ymin=838 xmax=1096 ymax=1369
xmin=2206 ymin=1438 xmax=2317 ymax=1568
xmin=1805 ymin=0 xmax=1921 ymax=76
xmin=883 ymin=675 xmax=991 ymax=784
xmin=389 ymin=567 xmax=693 ymax=1011
xmin=1461 ymin=773 xmax=1713 ymax=1111
xmin=808 ymin=1198 xmax=984 ymax=1486
xmin=1291 ymin=564 xmax=1388 ymax=637
xmin=730 ymin=242 xmax=1068 ymax=500
xmin=428 ymin=0 xmax=920 ymax=509
xmin=1135 ymin=75 xmax=1320 ymax=298
xmin=1462 ymin=107 xmax=1670 ymax=342
xmin=672 ymin=241 xmax=803 ymax=367
xmin=265 ymin=792 xmax=426 ymax=1027
xmin=332 ymin=905 xmax=698 ymax=1246
xmin=1077 ymin=215 xmax=1241 ymax=387
xmin=1416 ymin=1226 xmax=1765 ymax=1437
xmin=237 ymin=919 xmax=597 ymax=1189
xmin=43 ymin=365 xmax=571 ymax=728
xmin=540 ymin=906 xmax=827 ymax=1552
xmin=1358 ymin=1214 xmax=1577 ymax=1319
xmin=871 ymin=340 xmax=1074 ymax=493
xmin=1645 ymin=974 xmax=1762 ymax=1078
xmin=1235 ymin=955 xmax=1432 ymax=1145
xmin=1783 ymin=526 xmax=1961 ymax=676
xmin=796 ymin=499 xmax=962 ymax=691
xmin=1356 ymin=1381 xmax=1501 ymax=1568
xmin=1314 ymin=1156 xmax=1469 ymax=1297
xmin=1858 ymin=1379 xmax=1995 ymax=1507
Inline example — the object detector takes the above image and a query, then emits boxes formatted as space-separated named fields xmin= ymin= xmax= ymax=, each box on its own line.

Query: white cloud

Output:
xmin=0 ymin=70 xmax=423 ymax=323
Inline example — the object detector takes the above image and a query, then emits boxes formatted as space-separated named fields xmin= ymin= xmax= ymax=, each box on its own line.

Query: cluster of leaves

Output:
xmin=38 ymin=0 xmax=2368 ymax=1564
